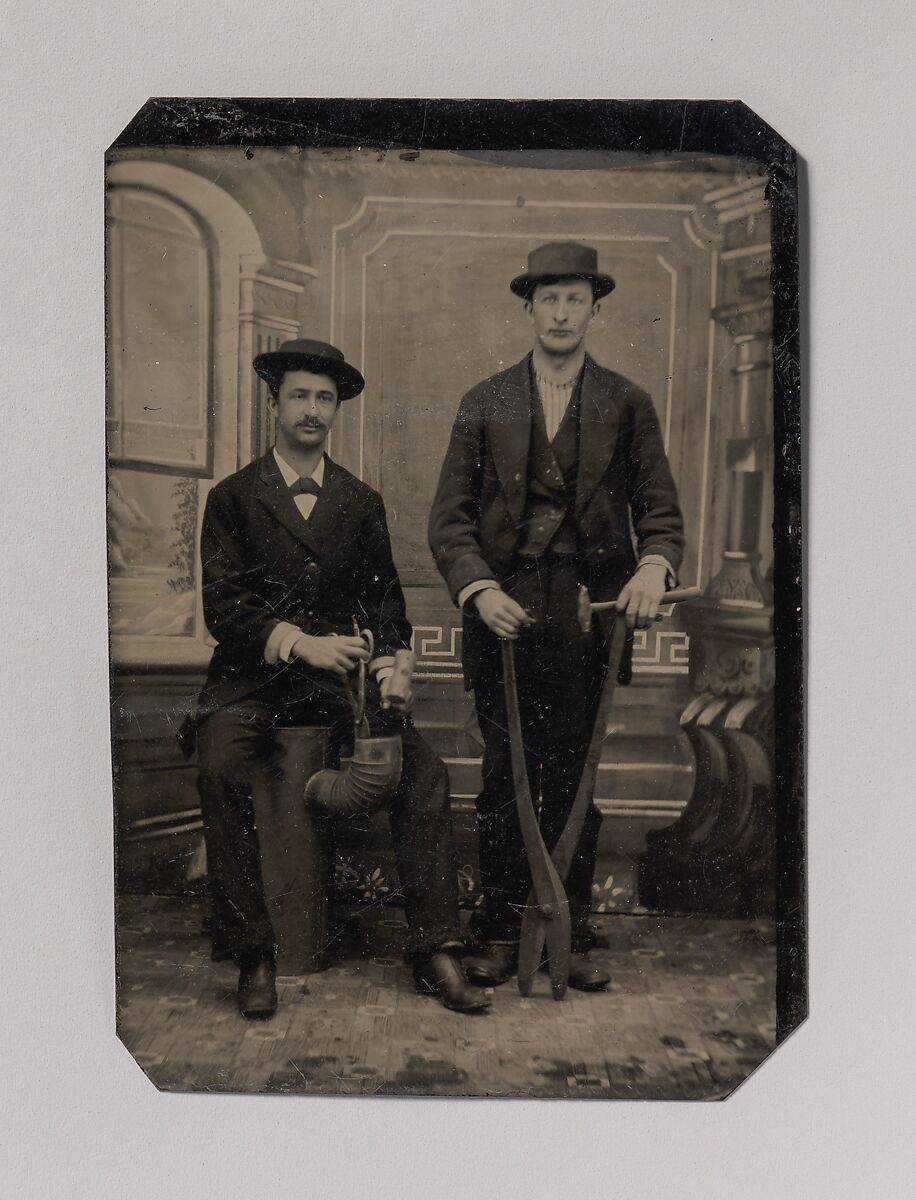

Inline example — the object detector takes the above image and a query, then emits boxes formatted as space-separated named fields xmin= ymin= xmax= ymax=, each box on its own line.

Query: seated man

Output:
xmin=191 ymin=339 xmax=488 ymax=1019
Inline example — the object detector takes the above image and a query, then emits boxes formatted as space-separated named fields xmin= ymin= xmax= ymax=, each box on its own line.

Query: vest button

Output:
xmin=514 ymin=472 xmax=523 ymax=482
xmin=597 ymin=549 xmax=605 ymax=557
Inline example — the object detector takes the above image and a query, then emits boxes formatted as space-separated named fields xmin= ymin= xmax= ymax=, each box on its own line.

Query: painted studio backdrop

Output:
xmin=107 ymin=140 xmax=784 ymax=1099
xmin=109 ymin=146 xmax=776 ymax=916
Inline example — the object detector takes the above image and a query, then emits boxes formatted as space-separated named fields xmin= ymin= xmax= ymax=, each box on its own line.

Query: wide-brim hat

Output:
xmin=253 ymin=338 xmax=365 ymax=401
xmin=510 ymin=241 xmax=616 ymax=301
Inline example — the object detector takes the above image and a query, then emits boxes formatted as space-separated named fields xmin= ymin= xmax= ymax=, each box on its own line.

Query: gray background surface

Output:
xmin=3 ymin=1 xmax=914 ymax=1196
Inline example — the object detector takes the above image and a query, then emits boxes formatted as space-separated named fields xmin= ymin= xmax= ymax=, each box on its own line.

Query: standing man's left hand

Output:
xmin=615 ymin=562 xmax=669 ymax=629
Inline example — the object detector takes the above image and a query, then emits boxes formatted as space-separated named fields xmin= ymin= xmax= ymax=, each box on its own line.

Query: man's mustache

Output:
xmin=295 ymin=419 xmax=327 ymax=430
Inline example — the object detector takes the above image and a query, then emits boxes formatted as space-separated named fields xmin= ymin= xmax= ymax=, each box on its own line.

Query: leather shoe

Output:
xmin=463 ymin=944 xmax=518 ymax=988
xmin=237 ymin=954 xmax=277 ymax=1019
xmin=545 ymin=953 xmax=610 ymax=992
xmin=414 ymin=953 xmax=492 ymax=1014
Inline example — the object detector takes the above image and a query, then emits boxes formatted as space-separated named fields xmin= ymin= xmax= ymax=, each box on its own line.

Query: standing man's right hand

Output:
xmin=473 ymin=589 xmax=532 ymax=640
xmin=291 ymin=633 xmax=370 ymax=676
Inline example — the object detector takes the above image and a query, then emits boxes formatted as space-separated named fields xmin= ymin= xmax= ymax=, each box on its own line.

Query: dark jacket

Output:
xmin=195 ymin=450 xmax=412 ymax=719
xmin=428 ymin=353 xmax=684 ymax=686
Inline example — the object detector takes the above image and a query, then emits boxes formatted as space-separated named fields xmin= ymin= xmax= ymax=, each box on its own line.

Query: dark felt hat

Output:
xmin=510 ymin=241 xmax=616 ymax=301
xmin=253 ymin=338 xmax=365 ymax=401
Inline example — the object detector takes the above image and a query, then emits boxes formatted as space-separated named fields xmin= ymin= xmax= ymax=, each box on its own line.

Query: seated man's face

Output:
xmin=527 ymin=278 xmax=597 ymax=355
xmin=272 ymin=370 xmax=340 ymax=452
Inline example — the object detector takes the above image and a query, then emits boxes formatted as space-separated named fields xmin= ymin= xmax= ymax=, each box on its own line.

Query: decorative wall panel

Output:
xmin=107 ymin=186 xmax=213 ymax=476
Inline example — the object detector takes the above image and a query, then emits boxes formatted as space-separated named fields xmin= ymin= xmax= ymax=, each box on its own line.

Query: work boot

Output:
xmin=413 ymin=952 xmax=492 ymax=1013
xmin=543 ymin=953 xmax=610 ymax=992
xmin=237 ymin=953 xmax=277 ymax=1018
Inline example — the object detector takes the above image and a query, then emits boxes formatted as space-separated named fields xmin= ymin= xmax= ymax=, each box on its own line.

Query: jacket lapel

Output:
xmin=575 ymin=355 xmax=621 ymax=516
xmin=489 ymin=356 xmax=533 ymax=523
xmin=254 ymin=451 xmax=323 ymax=557
xmin=299 ymin=456 xmax=352 ymax=561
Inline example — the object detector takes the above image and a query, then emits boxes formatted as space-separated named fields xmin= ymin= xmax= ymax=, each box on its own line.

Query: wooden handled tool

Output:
xmin=576 ymin=584 xmax=702 ymax=633
xmin=514 ymin=584 xmax=702 ymax=999
xmin=502 ymin=640 xmax=572 ymax=1000
xmin=516 ymin=614 xmax=630 ymax=997
xmin=385 ymin=648 xmax=416 ymax=706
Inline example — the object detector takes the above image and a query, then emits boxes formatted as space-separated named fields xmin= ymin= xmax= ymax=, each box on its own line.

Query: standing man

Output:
xmin=429 ymin=243 xmax=684 ymax=991
xmin=193 ymin=339 xmax=488 ymax=1018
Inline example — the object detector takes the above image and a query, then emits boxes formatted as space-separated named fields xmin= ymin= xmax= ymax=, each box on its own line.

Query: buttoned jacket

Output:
xmin=196 ymin=451 xmax=411 ymax=717
xmin=428 ymin=353 xmax=684 ymax=686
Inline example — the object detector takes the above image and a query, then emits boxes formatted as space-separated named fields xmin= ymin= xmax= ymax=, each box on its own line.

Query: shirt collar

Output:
xmin=530 ymin=346 xmax=586 ymax=389
xmin=273 ymin=447 xmax=325 ymax=488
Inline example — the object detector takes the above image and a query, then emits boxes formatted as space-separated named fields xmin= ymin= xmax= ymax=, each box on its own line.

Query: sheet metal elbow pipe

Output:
xmin=305 ymin=733 xmax=403 ymax=816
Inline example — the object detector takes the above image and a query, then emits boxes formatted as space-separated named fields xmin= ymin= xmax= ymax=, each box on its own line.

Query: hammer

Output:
xmin=577 ymin=584 xmax=702 ymax=633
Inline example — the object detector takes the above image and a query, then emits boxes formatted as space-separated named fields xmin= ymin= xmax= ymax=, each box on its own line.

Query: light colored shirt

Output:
xmin=263 ymin=449 xmax=393 ymax=680
xmin=534 ymin=367 xmax=578 ymax=441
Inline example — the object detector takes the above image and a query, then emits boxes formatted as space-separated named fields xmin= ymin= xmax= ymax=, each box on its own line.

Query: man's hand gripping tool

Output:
xmin=347 ymin=619 xmax=415 ymax=737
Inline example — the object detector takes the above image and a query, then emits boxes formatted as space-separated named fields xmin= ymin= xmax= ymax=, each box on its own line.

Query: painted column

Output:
xmin=640 ymin=182 xmax=777 ymax=916
xmin=237 ymin=255 xmax=318 ymax=465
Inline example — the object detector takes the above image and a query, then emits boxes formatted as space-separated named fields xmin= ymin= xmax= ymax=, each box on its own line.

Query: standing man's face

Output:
xmin=270 ymin=369 xmax=340 ymax=453
xmin=526 ymin=278 xmax=598 ymax=355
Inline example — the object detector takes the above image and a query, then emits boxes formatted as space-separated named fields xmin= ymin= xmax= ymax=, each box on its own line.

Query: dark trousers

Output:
xmin=196 ymin=677 xmax=466 ymax=964
xmin=471 ymin=555 xmax=606 ymax=948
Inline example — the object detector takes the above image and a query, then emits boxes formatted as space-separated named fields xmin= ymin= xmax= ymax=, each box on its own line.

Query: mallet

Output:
xmin=576 ymin=584 xmax=702 ymax=633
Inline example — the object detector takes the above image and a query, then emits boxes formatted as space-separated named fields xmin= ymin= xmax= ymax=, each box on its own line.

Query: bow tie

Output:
xmin=290 ymin=477 xmax=322 ymax=498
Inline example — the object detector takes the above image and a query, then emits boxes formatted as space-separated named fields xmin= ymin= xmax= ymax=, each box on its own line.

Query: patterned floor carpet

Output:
xmin=116 ymin=894 xmax=776 ymax=1100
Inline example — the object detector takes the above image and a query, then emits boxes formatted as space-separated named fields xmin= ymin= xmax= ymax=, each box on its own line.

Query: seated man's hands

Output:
xmin=473 ymin=588 xmax=533 ymax=640
xmin=615 ymin=562 xmax=669 ymax=629
xmin=291 ymin=633 xmax=370 ymax=676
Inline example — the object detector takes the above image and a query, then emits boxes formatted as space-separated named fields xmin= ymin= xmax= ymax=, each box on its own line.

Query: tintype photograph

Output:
xmin=107 ymin=99 xmax=802 ymax=1099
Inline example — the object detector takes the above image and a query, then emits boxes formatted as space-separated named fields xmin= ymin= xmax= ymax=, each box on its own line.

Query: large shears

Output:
xmin=505 ymin=584 xmax=700 ymax=1000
